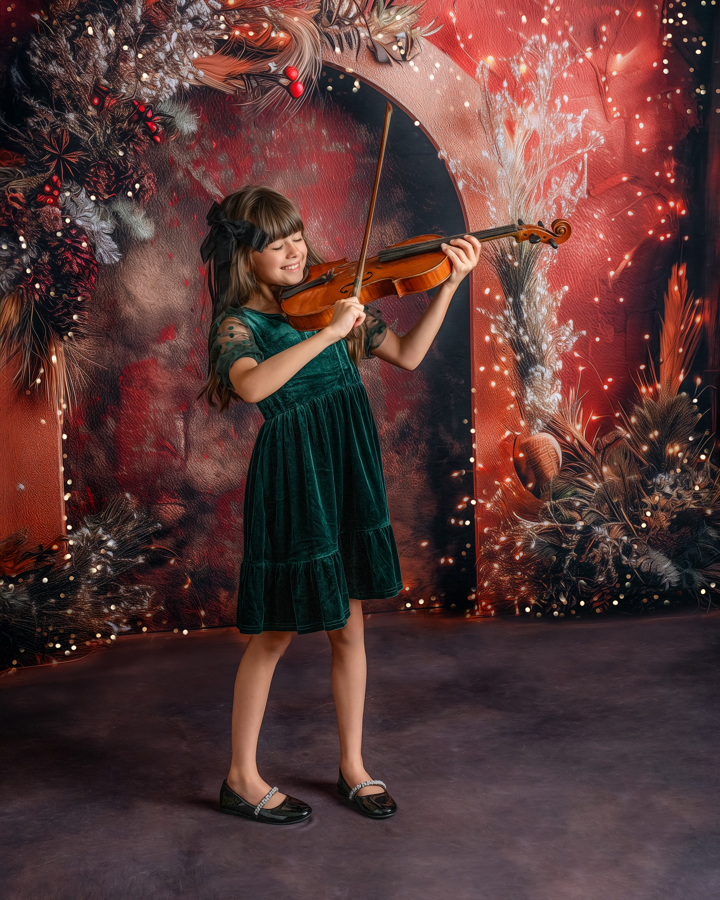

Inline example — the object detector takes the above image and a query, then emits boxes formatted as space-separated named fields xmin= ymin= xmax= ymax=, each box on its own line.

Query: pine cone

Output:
xmin=37 ymin=205 xmax=62 ymax=233
xmin=83 ymin=160 xmax=124 ymax=200
xmin=132 ymin=166 xmax=157 ymax=204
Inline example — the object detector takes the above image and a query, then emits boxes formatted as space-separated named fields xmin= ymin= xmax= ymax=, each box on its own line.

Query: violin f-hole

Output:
xmin=340 ymin=269 xmax=374 ymax=296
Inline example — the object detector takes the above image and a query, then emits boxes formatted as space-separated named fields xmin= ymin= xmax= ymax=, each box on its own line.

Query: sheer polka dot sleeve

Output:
xmin=363 ymin=307 xmax=389 ymax=358
xmin=209 ymin=312 xmax=263 ymax=392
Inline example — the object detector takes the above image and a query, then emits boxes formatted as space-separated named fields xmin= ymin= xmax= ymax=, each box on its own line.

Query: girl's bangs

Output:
xmin=253 ymin=199 xmax=305 ymax=243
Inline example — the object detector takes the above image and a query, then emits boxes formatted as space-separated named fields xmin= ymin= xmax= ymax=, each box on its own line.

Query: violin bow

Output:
xmin=352 ymin=101 xmax=393 ymax=299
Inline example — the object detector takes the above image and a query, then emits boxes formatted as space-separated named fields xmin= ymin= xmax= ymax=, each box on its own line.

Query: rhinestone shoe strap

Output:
xmin=348 ymin=779 xmax=386 ymax=801
xmin=254 ymin=786 xmax=279 ymax=815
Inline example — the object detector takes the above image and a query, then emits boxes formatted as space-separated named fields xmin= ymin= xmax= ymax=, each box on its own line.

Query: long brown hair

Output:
xmin=197 ymin=185 xmax=366 ymax=411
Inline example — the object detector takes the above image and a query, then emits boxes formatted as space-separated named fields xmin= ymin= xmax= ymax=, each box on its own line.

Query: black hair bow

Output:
xmin=199 ymin=201 xmax=271 ymax=315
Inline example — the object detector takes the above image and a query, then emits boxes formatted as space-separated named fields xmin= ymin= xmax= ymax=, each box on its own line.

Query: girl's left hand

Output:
xmin=441 ymin=235 xmax=482 ymax=287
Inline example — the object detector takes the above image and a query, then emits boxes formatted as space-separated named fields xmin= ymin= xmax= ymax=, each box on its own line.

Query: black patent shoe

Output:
xmin=219 ymin=780 xmax=312 ymax=824
xmin=337 ymin=768 xmax=397 ymax=819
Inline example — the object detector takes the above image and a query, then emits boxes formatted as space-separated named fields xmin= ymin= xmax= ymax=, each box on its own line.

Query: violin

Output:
xmin=280 ymin=218 xmax=572 ymax=331
xmin=281 ymin=102 xmax=572 ymax=332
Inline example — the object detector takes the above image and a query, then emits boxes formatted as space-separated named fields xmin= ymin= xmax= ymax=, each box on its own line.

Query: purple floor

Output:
xmin=1 ymin=610 xmax=719 ymax=900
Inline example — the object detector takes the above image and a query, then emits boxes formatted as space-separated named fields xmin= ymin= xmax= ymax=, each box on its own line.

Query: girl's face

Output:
xmin=252 ymin=231 xmax=307 ymax=287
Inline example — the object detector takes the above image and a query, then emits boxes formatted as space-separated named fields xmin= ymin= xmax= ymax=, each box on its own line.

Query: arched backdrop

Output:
xmin=59 ymin=81 xmax=476 ymax=629
xmin=1 ymin=0 xmax=717 ymax=665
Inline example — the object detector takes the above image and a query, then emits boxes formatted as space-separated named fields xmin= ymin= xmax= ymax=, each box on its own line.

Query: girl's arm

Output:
xmin=228 ymin=297 xmax=366 ymax=404
xmin=371 ymin=236 xmax=482 ymax=371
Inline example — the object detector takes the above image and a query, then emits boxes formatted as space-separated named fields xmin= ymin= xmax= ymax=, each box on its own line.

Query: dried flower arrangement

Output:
xmin=466 ymin=38 xmax=603 ymax=432
xmin=477 ymin=265 xmax=719 ymax=618
xmin=0 ymin=0 xmax=435 ymax=407
xmin=0 ymin=496 xmax=163 ymax=670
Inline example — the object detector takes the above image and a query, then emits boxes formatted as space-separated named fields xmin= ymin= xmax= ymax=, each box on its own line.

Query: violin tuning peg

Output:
xmin=528 ymin=233 xmax=541 ymax=244
xmin=537 ymin=220 xmax=545 ymax=228
xmin=517 ymin=218 xmax=525 ymax=227
xmin=549 ymin=238 xmax=558 ymax=250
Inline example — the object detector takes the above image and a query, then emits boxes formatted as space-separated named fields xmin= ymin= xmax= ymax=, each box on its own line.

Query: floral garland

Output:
xmin=0 ymin=0 xmax=437 ymax=404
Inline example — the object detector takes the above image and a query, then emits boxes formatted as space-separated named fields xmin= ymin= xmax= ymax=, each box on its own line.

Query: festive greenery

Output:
xmin=0 ymin=0 xmax=433 ymax=406
xmin=477 ymin=266 xmax=719 ymax=618
xmin=0 ymin=496 xmax=163 ymax=670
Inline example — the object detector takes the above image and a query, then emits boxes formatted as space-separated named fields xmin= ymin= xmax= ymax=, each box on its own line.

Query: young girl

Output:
xmin=198 ymin=185 xmax=481 ymax=824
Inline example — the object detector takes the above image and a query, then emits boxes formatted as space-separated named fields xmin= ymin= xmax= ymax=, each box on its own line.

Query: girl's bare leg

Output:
xmin=226 ymin=630 xmax=292 ymax=808
xmin=327 ymin=599 xmax=385 ymax=797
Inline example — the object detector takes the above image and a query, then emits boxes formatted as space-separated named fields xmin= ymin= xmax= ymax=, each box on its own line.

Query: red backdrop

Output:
xmin=0 ymin=0 xmax=706 ymax=626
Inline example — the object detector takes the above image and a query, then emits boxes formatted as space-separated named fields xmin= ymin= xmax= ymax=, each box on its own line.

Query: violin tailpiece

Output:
xmin=280 ymin=268 xmax=336 ymax=301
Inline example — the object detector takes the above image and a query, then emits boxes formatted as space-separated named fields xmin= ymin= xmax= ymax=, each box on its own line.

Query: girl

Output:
xmin=198 ymin=185 xmax=481 ymax=824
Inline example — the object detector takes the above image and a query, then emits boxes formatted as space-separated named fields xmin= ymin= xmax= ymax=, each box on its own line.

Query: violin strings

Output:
xmin=377 ymin=224 xmax=517 ymax=263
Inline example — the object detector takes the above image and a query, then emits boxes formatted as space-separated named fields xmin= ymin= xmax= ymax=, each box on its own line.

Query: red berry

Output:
xmin=289 ymin=81 xmax=304 ymax=98
xmin=44 ymin=184 xmax=51 ymax=193
xmin=285 ymin=66 xmax=299 ymax=82
xmin=92 ymin=96 xmax=100 ymax=106
xmin=146 ymin=108 xmax=153 ymax=118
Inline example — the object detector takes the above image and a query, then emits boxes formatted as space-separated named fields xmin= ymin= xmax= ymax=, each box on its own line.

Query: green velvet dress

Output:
xmin=209 ymin=304 xmax=404 ymax=634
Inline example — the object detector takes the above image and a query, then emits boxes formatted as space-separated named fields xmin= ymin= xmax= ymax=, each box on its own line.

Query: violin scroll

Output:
xmin=514 ymin=219 xmax=572 ymax=250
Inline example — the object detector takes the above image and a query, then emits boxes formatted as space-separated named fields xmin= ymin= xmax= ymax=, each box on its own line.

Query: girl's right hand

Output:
xmin=325 ymin=296 xmax=366 ymax=341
